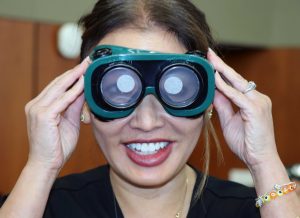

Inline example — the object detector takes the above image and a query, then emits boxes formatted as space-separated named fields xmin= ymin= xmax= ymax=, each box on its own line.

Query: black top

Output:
xmin=0 ymin=165 xmax=260 ymax=217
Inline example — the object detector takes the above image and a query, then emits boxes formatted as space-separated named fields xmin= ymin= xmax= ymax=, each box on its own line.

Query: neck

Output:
xmin=110 ymin=165 xmax=196 ymax=218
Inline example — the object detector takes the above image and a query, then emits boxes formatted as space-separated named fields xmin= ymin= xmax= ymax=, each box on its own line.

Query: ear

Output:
xmin=81 ymin=103 xmax=91 ymax=124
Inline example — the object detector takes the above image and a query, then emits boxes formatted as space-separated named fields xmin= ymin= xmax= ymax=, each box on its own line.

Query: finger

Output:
xmin=213 ymin=89 xmax=235 ymax=128
xmin=208 ymin=49 xmax=261 ymax=102
xmin=26 ymin=57 xmax=90 ymax=109
xmin=208 ymin=48 xmax=248 ymax=92
xmin=38 ymin=56 xmax=90 ymax=104
xmin=64 ymin=93 xmax=85 ymax=128
xmin=44 ymin=75 xmax=84 ymax=118
xmin=215 ymin=71 xmax=253 ymax=111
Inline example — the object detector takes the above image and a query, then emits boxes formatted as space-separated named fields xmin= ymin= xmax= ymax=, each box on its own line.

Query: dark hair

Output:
xmin=78 ymin=0 xmax=216 ymax=61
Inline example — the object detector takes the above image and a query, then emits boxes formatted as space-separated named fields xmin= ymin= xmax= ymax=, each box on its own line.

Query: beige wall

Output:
xmin=0 ymin=0 xmax=299 ymax=46
xmin=193 ymin=0 xmax=300 ymax=47
xmin=0 ymin=0 xmax=96 ymax=23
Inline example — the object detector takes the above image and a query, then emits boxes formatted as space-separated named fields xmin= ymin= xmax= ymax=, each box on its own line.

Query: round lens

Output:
xmin=159 ymin=65 xmax=200 ymax=108
xmin=100 ymin=66 xmax=142 ymax=108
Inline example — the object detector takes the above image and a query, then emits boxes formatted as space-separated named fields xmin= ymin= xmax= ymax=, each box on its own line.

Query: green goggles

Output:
xmin=84 ymin=45 xmax=215 ymax=120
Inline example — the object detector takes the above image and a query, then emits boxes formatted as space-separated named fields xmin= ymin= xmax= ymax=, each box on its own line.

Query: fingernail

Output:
xmin=86 ymin=56 xmax=92 ymax=64
xmin=208 ymin=48 xmax=215 ymax=54
xmin=83 ymin=56 xmax=92 ymax=64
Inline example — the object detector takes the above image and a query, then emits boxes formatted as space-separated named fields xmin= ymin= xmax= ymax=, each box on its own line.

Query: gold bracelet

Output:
xmin=255 ymin=182 xmax=297 ymax=208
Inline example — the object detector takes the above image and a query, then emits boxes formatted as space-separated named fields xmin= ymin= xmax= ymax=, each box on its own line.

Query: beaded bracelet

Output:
xmin=255 ymin=182 xmax=297 ymax=208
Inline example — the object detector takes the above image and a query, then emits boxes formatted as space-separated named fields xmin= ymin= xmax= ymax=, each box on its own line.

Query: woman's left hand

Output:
xmin=207 ymin=49 xmax=278 ymax=168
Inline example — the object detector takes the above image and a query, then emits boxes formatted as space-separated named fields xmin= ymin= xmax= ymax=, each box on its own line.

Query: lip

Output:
xmin=123 ymin=139 xmax=173 ymax=167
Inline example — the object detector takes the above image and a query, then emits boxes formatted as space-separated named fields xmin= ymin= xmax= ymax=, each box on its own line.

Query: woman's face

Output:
xmin=89 ymin=26 xmax=204 ymax=187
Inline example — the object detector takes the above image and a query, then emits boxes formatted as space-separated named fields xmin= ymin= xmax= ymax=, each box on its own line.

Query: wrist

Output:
xmin=243 ymin=141 xmax=279 ymax=169
xmin=248 ymin=155 xmax=300 ymax=217
xmin=27 ymin=152 xmax=65 ymax=172
xmin=0 ymin=159 xmax=59 ymax=218
xmin=248 ymin=155 xmax=291 ymax=193
xmin=25 ymin=159 xmax=61 ymax=181
xmin=248 ymin=154 xmax=285 ymax=176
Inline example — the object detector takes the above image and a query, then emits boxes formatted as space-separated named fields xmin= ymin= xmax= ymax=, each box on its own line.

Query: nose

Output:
xmin=128 ymin=95 xmax=165 ymax=131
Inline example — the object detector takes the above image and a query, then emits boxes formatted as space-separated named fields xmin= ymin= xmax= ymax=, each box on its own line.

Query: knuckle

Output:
xmin=53 ymin=72 xmax=69 ymax=86
xmin=260 ymin=94 xmax=272 ymax=110
xmin=27 ymin=106 xmax=39 ymax=118
xmin=25 ymin=101 xmax=32 ymax=114
xmin=27 ymin=106 xmax=47 ymax=121
xmin=53 ymin=78 xmax=65 ymax=89
xmin=47 ymin=76 xmax=60 ymax=88
xmin=26 ymin=104 xmax=39 ymax=118
xmin=264 ymin=95 xmax=272 ymax=108
xmin=236 ymin=73 xmax=245 ymax=81
xmin=252 ymin=94 xmax=272 ymax=115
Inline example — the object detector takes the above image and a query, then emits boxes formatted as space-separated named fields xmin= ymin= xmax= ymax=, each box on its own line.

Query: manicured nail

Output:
xmin=208 ymin=48 xmax=215 ymax=54
xmin=86 ymin=56 xmax=92 ymax=64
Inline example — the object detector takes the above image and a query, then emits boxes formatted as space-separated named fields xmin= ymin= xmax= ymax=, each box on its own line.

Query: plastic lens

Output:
xmin=100 ymin=66 xmax=142 ymax=108
xmin=159 ymin=65 xmax=200 ymax=108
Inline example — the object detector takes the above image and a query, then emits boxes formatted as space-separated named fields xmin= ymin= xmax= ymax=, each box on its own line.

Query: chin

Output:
xmin=127 ymin=173 xmax=174 ymax=188
xmin=124 ymin=161 xmax=184 ymax=188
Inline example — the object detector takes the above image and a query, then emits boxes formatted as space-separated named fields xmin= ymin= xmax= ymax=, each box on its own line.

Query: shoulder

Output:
xmin=44 ymin=165 xmax=114 ymax=218
xmin=52 ymin=165 xmax=109 ymax=191
xmin=205 ymin=175 xmax=257 ymax=199
xmin=188 ymin=169 xmax=260 ymax=218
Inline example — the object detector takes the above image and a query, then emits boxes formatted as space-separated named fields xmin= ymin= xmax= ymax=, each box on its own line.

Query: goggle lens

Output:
xmin=100 ymin=66 xmax=143 ymax=108
xmin=159 ymin=65 xmax=200 ymax=108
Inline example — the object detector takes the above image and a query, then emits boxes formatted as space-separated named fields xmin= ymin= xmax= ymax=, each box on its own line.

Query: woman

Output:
xmin=0 ymin=0 xmax=299 ymax=217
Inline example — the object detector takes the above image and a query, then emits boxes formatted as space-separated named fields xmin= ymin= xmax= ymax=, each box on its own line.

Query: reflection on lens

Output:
xmin=101 ymin=66 xmax=142 ymax=108
xmin=159 ymin=65 xmax=200 ymax=108
xmin=117 ymin=75 xmax=135 ymax=93
xmin=164 ymin=76 xmax=183 ymax=95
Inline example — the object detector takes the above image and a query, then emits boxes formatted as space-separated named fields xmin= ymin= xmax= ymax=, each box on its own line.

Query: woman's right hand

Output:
xmin=24 ymin=57 xmax=91 ymax=172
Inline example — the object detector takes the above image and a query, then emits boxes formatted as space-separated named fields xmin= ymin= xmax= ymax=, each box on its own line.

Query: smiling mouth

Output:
xmin=125 ymin=142 xmax=170 ymax=155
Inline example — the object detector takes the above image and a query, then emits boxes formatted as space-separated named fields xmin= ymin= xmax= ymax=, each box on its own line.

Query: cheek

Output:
xmin=186 ymin=123 xmax=203 ymax=152
xmin=172 ymin=117 xmax=204 ymax=153
xmin=90 ymin=118 xmax=124 ymax=150
xmin=176 ymin=117 xmax=203 ymax=139
xmin=185 ymin=119 xmax=204 ymax=157
xmin=90 ymin=119 xmax=125 ymax=165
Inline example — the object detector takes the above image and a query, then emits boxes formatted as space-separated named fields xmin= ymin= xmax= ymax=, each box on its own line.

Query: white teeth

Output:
xmin=126 ymin=142 xmax=169 ymax=155
xmin=155 ymin=143 xmax=160 ymax=150
xmin=141 ymin=143 xmax=147 ymax=152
